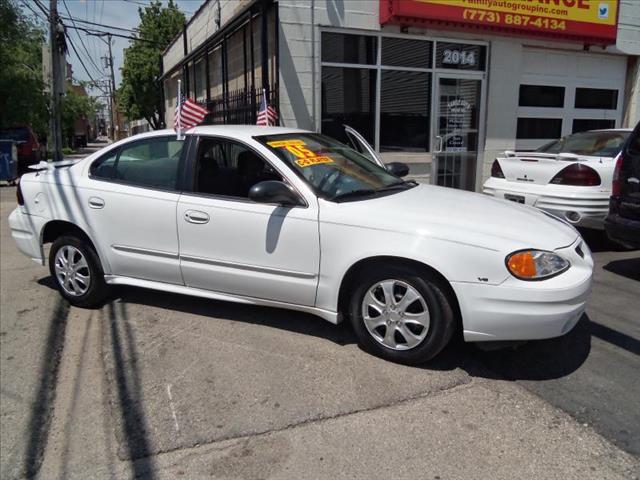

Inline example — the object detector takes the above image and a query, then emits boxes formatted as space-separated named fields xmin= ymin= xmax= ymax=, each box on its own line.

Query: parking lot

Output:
xmin=1 ymin=184 xmax=639 ymax=479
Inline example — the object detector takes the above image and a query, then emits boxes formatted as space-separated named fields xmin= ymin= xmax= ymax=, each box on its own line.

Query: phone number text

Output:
xmin=462 ymin=9 xmax=567 ymax=31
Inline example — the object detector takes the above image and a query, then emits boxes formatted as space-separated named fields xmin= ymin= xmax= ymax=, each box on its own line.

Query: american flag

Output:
xmin=256 ymin=92 xmax=278 ymax=126
xmin=174 ymin=91 xmax=208 ymax=131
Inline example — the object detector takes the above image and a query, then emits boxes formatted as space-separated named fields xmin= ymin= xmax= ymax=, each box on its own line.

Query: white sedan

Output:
xmin=9 ymin=126 xmax=593 ymax=364
xmin=483 ymin=129 xmax=631 ymax=230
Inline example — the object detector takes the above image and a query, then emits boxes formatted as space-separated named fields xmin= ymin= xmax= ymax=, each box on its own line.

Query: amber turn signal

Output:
xmin=507 ymin=251 xmax=537 ymax=278
xmin=505 ymin=249 xmax=570 ymax=281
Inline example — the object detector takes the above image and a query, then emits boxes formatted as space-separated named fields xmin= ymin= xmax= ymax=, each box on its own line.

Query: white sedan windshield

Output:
xmin=255 ymin=133 xmax=402 ymax=199
xmin=537 ymin=131 xmax=629 ymax=157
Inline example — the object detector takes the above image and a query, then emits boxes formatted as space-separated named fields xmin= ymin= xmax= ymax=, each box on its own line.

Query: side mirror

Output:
xmin=249 ymin=181 xmax=303 ymax=207
xmin=386 ymin=162 xmax=410 ymax=178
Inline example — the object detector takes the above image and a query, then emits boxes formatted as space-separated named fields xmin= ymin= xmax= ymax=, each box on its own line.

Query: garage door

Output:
xmin=515 ymin=48 xmax=626 ymax=150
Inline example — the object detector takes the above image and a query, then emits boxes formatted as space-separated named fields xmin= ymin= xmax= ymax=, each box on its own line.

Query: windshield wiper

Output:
xmin=329 ymin=188 xmax=377 ymax=201
xmin=376 ymin=180 xmax=417 ymax=192
xmin=330 ymin=181 xmax=416 ymax=201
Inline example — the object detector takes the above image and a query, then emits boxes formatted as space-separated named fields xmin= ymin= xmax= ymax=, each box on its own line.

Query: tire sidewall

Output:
xmin=49 ymin=235 xmax=107 ymax=308
xmin=348 ymin=265 xmax=455 ymax=364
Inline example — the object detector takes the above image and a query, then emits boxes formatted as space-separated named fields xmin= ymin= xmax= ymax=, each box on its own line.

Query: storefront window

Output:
xmin=381 ymin=38 xmax=431 ymax=68
xmin=321 ymin=32 xmax=377 ymax=65
xmin=226 ymin=30 xmax=245 ymax=92
xmin=321 ymin=66 xmax=376 ymax=145
xmin=519 ymin=85 xmax=565 ymax=108
xmin=380 ymin=71 xmax=431 ymax=152
xmin=516 ymin=118 xmax=562 ymax=139
xmin=574 ymin=88 xmax=618 ymax=109
xmin=572 ymin=119 xmax=616 ymax=133
xmin=194 ymin=59 xmax=206 ymax=101
xmin=209 ymin=46 xmax=222 ymax=99
xmin=320 ymin=32 xmax=486 ymax=155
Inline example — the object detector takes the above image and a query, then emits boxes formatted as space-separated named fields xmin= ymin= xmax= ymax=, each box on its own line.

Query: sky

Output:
xmin=21 ymin=0 xmax=205 ymax=97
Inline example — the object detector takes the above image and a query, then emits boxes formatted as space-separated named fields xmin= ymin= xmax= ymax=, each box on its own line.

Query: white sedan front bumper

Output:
xmin=453 ymin=237 xmax=593 ymax=342
xmin=483 ymin=177 xmax=609 ymax=230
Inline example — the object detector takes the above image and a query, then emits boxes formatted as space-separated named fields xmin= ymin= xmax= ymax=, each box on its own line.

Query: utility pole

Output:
xmin=99 ymin=34 xmax=117 ymax=140
xmin=106 ymin=34 xmax=116 ymax=140
xmin=49 ymin=0 xmax=64 ymax=161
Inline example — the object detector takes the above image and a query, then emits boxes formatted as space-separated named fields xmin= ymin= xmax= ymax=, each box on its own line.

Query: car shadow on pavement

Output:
xmin=431 ymin=314 xmax=593 ymax=381
xmin=603 ymin=257 xmax=640 ymax=281
xmin=115 ymin=285 xmax=358 ymax=347
xmin=37 ymin=278 xmax=596 ymax=387
xmin=111 ymin=284 xmax=595 ymax=382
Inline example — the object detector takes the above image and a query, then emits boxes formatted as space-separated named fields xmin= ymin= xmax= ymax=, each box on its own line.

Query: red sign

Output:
xmin=380 ymin=0 xmax=619 ymax=45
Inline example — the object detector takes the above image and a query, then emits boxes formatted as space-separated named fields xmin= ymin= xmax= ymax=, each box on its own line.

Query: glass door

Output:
xmin=432 ymin=76 xmax=482 ymax=191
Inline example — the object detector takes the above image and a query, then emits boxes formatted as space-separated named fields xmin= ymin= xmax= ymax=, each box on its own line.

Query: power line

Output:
xmin=20 ymin=0 xmax=49 ymax=22
xmin=59 ymin=14 xmax=140 ymax=33
xmin=121 ymin=0 xmax=193 ymax=15
xmin=31 ymin=0 xmax=51 ymax=21
xmin=61 ymin=0 xmax=104 ymax=79
xmin=64 ymin=32 xmax=108 ymax=95
xmin=66 ymin=24 xmax=163 ymax=46
xmin=121 ymin=0 xmax=149 ymax=6
xmin=97 ymin=0 xmax=105 ymax=63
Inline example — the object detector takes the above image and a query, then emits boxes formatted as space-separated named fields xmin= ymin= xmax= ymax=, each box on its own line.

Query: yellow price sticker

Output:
xmin=268 ymin=139 xmax=334 ymax=167
xmin=295 ymin=156 xmax=334 ymax=168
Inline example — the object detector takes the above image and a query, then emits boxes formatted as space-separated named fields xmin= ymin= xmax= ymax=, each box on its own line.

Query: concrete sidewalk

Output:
xmin=36 ymin=309 xmax=640 ymax=480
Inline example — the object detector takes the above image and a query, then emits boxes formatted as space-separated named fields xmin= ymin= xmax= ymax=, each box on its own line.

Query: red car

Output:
xmin=0 ymin=126 xmax=42 ymax=174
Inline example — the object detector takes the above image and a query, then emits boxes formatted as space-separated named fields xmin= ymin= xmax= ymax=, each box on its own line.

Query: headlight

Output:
xmin=505 ymin=250 xmax=570 ymax=280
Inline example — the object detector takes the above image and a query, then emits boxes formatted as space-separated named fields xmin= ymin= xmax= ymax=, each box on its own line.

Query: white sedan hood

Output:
xmin=324 ymin=184 xmax=579 ymax=251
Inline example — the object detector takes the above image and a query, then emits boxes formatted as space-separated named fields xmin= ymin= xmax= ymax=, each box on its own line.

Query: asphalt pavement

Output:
xmin=0 ymin=163 xmax=639 ymax=479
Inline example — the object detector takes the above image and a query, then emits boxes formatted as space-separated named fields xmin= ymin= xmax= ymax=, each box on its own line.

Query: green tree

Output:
xmin=0 ymin=0 xmax=48 ymax=135
xmin=119 ymin=0 xmax=185 ymax=129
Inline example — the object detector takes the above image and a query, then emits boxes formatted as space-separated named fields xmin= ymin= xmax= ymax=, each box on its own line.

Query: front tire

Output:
xmin=348 ymin=265 xmax=456 ymax=365
xmin=49 ymin=235 xmax=109 ymax=308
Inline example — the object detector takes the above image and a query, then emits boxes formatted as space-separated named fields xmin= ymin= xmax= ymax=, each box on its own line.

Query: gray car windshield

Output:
xmin=255 ymin=133 xmax=407 ymax=200
xmin=537 ymin=131 xmax=630 ymax=157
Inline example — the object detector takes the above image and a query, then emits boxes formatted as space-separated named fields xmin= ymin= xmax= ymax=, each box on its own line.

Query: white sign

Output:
xmin=442 ymin=49 xmax=476 ymax=67
xmin=447 ymin=98 xmax=471 ymax=114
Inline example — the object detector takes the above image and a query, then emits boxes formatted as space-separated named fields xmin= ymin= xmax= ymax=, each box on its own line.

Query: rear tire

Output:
xmin=348 ymin=264 xmax=456 ymax=365
xmin=49 ymin=235 xmax=109 ymax=308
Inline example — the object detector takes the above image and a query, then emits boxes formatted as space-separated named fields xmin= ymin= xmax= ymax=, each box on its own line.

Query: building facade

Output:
xmin=162 ymin=0 xmax=640 ymax=191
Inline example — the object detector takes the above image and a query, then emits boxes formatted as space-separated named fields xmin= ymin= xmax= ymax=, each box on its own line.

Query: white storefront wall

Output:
xmin=277 ymin=0 xmax=640 ymax=189
xmin=164 ymin=0 xmax=640 ymax=190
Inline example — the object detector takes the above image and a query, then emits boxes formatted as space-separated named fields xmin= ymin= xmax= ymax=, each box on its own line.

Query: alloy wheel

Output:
xmin=361 ymin=279 xmax=430 ymax=351
xmin=54 ymin=245 xmax=91 ymax=296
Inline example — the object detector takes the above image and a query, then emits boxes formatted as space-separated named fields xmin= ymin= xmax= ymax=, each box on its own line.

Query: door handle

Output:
xmin=88 ymin=197 xmax=105 ymax=209
xmin=435 ymin=135 xmax=443 ymax=153
xmin=184 ymin=210 xmax=210 ymax=224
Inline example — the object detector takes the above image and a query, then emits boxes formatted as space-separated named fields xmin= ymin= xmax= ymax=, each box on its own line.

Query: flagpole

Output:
xmin=263 ymin=88 xmax=268 ymax=126
xmin=176 ymin=79 xmax=184 ymax=141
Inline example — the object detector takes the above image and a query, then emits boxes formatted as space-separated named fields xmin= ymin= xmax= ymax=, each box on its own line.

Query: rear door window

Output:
xmin=90 ymin=136 xmax=185 ymax=190
xmin=90 ymin=150 xmax=118 ymax=178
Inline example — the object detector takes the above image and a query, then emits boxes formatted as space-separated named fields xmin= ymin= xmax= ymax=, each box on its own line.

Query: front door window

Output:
xmin=434 ymin=77 xmax=482 ymax=191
